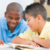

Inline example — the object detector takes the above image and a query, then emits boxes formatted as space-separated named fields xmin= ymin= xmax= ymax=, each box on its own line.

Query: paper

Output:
xmin=0 ymin=44 xmax=9 ymax=48
xmin=8 ymin=43 xmax=35 ymax=49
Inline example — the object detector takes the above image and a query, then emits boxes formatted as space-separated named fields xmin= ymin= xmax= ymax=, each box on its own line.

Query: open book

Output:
xmin=0 ymin=43 xmax=44 ymax=49
xmin=8 ymin=43 xmax=35 ymax=49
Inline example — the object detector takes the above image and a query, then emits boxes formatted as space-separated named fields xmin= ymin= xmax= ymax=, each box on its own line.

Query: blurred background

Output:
xmin=0 ymin=0 xmax=50 ymax=21
xmin=0 ymin=0 xmax=33 ymax=17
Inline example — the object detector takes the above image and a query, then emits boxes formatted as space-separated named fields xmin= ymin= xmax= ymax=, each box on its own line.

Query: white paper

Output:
xmin=0 ymin=44 xmax=9 ymax=48
xmin=8 ymin=43 xmax=35 ymax=49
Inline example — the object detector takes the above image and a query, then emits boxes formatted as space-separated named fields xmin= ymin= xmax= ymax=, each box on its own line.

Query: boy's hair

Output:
xmin=25 ymin=3 xmax=47 ymax=20
xmin=40 ymin=0 xmax=45 ymax=4
xmin=6 ymin=2 xmax=23 ymax=14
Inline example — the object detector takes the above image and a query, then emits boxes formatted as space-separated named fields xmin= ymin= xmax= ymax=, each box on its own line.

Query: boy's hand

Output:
xmin=30 ymin=41 xmax=40 ymax=47
xmin=0 ymin=40 xmax=4 ymax=45
xmin=46 ymin=49 xmax=50 ymax=50
xmin=33 ymin=37 xmax=41 ymax=43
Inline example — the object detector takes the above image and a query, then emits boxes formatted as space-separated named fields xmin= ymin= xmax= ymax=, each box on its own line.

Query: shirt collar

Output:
xmin=3 ymin=18 xmax=8 ymax=30
xmin=12 ymin=19 xmax=25 ymax=34
xmin=8 ymin=19 xmax=25 ymax=37
xmin=3 ymin=19 xmax=26 ymax=37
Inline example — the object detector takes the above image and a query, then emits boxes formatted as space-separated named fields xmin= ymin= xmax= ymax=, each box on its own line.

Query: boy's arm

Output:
xmin=12 ymin=36 xmax=40 ymax=47
xmin=12 ymin=28 xmax=31 ymax=44
xmin=12 ymin=29 xmax=31 ymax=44
xmin=12 ymin=28 xmax=40 ymax=47
xmin=33 ymin=37 xmax=50 ymax=48
xmin=12 ymin=36 xmax=31 ymax=45
xmin=0 ymin=40 xmax=4 ymax=45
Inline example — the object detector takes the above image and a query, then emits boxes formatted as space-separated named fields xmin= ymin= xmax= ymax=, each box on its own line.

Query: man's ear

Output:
xmin=21 ymin=14 xmax=23 ymax=20
xmin=4 ymin=12 xmax=6 ymax=18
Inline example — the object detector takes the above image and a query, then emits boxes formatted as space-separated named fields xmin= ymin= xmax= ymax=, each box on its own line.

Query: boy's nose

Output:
xmin=11 ymin=20 xmax=16 ymax=24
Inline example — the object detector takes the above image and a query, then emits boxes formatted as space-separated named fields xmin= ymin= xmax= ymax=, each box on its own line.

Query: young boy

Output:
xmin=12 ymin=3 xmax=50 ymax=48
xmin=0 ymin=2 xmax=29 ymax=44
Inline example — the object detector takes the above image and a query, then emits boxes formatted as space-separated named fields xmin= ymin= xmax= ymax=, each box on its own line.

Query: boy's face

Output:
xmin=5 ymin=11 xmax=23 ymax=29
xmin=25 ymin=14 xmax=39 ymax=32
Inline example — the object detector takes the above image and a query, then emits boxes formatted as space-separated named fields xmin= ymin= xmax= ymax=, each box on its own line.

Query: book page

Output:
xmin=0 ymin=44 xmax=9 ymax=48
xmin=8 ymin=43 xmax=35 ymax=49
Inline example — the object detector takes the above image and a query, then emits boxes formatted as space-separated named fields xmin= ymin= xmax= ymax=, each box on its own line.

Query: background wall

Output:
xmin=0 ymin=0 xmax=34 ymax=17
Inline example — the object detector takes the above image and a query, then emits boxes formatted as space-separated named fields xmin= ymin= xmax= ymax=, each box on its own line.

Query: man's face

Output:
xmin=5 ymin=11 xmax=23 ymax=29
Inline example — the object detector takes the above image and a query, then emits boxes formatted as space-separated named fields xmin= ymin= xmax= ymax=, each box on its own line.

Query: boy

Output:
xmin=0 ymin=2 xmax=29 ymax=44
xmin=12 ymin=3 xmax=50 ymax=48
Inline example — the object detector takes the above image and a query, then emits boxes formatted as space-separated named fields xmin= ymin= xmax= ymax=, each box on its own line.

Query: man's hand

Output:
xmin=33 ymin=37 xmax=41 ymax=43
xmin=0 ymin=40 xmax=4 ymax=45
xmin=30 ymin=41 xmax=40 ymax=47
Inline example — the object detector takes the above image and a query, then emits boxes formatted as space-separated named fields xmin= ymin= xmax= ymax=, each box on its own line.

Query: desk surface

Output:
xmin=0 ymin=47 xmax=47 ymax=50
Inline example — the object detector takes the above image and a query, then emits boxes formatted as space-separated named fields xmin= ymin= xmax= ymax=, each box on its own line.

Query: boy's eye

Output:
xmin=27 ymin=19 xmax=30 ymax=22
xmin=15 ymin=17 xmax=20 ymax=20
xmin=8 ymin=16 xmax=12 ymax=19
xmin=28 ymin=19 xmax=30 ymax=21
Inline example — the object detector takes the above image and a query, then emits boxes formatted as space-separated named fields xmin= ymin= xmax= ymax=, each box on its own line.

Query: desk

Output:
xmin=0 ymin=47 xmax=47 ymax=50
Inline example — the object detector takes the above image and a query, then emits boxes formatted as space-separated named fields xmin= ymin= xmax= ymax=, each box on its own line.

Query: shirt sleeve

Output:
xmin=0 ymin=27 xmax=3 ymax=40
xmin=19 ymin=28 xmax=34 ymax=40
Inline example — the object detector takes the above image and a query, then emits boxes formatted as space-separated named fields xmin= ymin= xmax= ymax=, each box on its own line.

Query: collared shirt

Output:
xmin=19 ymin=21 xmax=50 ymax=40
xmin=0 ymin=17 xmax=29 ymax=44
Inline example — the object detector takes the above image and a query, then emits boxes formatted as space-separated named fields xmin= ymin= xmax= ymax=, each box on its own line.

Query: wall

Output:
xmin=0 ymin=0 xmax=34 ymax=17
